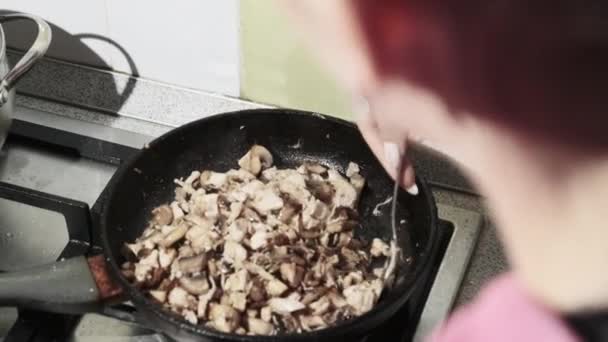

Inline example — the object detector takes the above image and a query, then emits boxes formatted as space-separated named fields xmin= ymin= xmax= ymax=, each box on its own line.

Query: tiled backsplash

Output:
xmin=2 ymin=0 xmax=240 ymax=96
xmin=2 ymin=1 xmax=353 ymax=120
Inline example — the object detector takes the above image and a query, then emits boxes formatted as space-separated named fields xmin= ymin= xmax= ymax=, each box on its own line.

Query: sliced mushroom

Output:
xmin=158 ymin=248 xmax=177 ymax=268
xmin=370 ymin=238 xmax=391 ymax=257
xmin=183 ymin=310 xmax=198 ymax=325
xmin=279 ymin=262 xmax=304 ymax=288
xmin=327 ymin=289 xmax=348 ymax=308
xmin=247 ymin=317 xmax=274 ymax=335
xmin=209 ymin=303 xmax=241 ymax=333
xmin=345 ymin=162 xmax=360 ymax=178
xmin=249 ymin=278 xmax=267 ymax=302
xmin=178 ymin=253 xmax=207 ymax=274
xmin=343 ymin=282 xmax=379 ymax=315
xmin=152 ymin=205 xmax=173 ymax=225
xmin=260 ymin=306 xmax=272 ymax=322
xmin=224 ymin=269 xmax=249 ymax=293
xmin=303 ymin=162 xmax=328 ymax=175
xmin=327 ymin=170 xmax=358 ymax=209
xmin=200 ymin=171 xmax=228 ymax=190
xmin=168 ymin=286 xmax=192 ymax=309
xmin=309 ymin=296 xmax=331 ymax=315
xmin=251 ymin=189 xmax=283 ymax=216
xmin=300 ymin=315 xmax=326 ymax=331
xmin=238 ymin=145 xmax=273 ymax=176
xmin=250 ymin=230 xmax=269 ymax=250
xmin=192 ymin=194 xmax=220 ymax=220
xmin=122 ymin=242 xmax=143 ymax=261
xmin=226 ymin=218 xmax=249 ymax=242
xmin=265 ymin=279 xmax=289 ymax=297
xmin=197 ymin=277 xmax=217 ymax=319
xmin=228 ymin=291 xmax=248 ymax=312
xmin=226 ymin=168 xmax=256 ymax=182
xmin=170 ymin=202 xmax=185 ymax=221
xmin=307 ymin=179 xmax=334 ymax=203
xmin=179 ymin=275 xmax=210 ymax=295
xmin=268 ymin=297 xmax=306 ymax=315
xmin=278 ymin=201 xmax=300 ymax=223
xmin=149 ymin=290 xmax=167 ymax=303
xmin=223 ymin=241 xmax=248 ymax=266
xmin=159 ymin=224 xmax=188 ymax=248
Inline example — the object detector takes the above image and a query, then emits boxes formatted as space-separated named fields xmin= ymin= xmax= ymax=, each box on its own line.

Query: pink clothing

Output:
xmin=430 ymin=274 xmax=580 ymax=342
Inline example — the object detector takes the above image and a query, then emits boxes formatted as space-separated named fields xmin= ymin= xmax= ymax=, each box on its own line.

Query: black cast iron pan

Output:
xmin=0 ymin=108 xmax=439 ymax=341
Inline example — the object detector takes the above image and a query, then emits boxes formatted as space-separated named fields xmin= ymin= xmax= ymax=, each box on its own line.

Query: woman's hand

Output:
xmin=355 ymin=100 xmax=418 ymax=195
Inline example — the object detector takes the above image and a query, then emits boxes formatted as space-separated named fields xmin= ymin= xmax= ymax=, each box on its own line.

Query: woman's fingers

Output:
xmin=356 ymin=110 xmax=418 ymax=195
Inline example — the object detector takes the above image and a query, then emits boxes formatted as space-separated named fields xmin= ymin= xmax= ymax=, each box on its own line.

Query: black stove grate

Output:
xmin=0 ymin=119 xmax=453 ymax=342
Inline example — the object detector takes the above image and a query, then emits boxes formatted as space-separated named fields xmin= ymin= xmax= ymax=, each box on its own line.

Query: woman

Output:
xmin=282 ymin=1 xmax=608 ymax=341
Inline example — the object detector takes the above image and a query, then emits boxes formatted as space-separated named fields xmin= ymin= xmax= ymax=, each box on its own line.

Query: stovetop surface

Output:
xmin=0 ymin=109 xmax=482 ymax=342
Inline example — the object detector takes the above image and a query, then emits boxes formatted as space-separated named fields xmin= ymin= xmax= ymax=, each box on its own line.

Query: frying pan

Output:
xmin=0 ymin=108 xmax=439 ymax=341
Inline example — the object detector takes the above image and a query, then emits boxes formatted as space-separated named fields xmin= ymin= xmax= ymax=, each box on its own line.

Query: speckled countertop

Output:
xmin=9 ymin=50 xmax=509 ymax=307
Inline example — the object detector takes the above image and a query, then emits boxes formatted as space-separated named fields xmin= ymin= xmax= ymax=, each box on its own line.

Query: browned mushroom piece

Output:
xmin=200 ymin=170 xmax=228 ymax=191
xmin=300 ymin=315 xmax=327 ymax=331
xmin=149 ymin=290 xmax=167 ymax=303
xmin=159 ymin=224 xmax=188 ymax=248
xmin=279 ymin=262 xmax=305 ymax=288
xmin=178 ymin=253 xmax=207 ymax=274
xmin=179 ymin=275 xmax=210 ymax=295
xmin=152 ymin=205 xmax=173 ymax=226
xmin=306 ymin=179 xmax=335 ymax=203
xmin=247 ymin=317 xmax=274 ymax=335
xmin=209 ymin=303 xmax=241 ymax=333
xmin=238 ymin=145 xmax=273 ymax=176
xmin=268 ymin=297 xmax=305 ymax=315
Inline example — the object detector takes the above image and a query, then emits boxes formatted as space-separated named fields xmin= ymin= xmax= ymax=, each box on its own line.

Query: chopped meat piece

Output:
xmin=192 ymin=194 xmax=220 ymax=220
xmin=268 ymin=297 xmax=305 ymax=314
xmin=134 ymin=249 xmax=158 ymax=282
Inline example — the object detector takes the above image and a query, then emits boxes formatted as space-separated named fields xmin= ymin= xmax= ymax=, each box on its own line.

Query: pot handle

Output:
xmin=0 ymin=13 xmax=52 ymax=105
xmin=0 ymin=255 xmax=123 ymax=314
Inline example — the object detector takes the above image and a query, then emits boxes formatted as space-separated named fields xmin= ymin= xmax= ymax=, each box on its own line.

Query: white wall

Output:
xmin=1 ymin=0 xmax=240 ymax=96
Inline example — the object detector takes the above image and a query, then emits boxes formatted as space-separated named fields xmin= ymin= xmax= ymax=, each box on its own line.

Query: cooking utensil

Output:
xmin=0 ymin=13 xmax=52 ymax=149
xmin=0 ymin=109 xmax=439 ymax=341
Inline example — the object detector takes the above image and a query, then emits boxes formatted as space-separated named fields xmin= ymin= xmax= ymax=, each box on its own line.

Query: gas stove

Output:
xmin=0 ymin=104 xmax=482 ymax=342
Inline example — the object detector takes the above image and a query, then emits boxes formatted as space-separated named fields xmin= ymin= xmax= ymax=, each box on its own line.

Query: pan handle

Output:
xmin=0 ymin=255 xmax=123 ymax=314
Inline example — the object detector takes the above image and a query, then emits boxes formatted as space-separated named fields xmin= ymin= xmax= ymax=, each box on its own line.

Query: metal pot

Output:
xmin=0 ymin=13 xmax=51 ymax=148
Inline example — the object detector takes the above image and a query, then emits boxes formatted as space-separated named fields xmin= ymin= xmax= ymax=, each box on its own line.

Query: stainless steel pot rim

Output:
xmin=0 ymin=24 xmax=5 ymax=65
